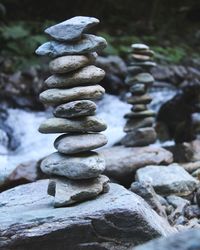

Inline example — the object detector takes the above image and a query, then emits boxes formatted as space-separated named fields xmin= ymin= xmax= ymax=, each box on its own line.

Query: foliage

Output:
xmin=0 ymin=21 xmax=49 ymax=70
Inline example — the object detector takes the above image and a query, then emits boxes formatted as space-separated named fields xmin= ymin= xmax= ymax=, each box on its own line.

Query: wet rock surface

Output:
xmin=133 ymin=229 xmax=200 ymax=250
xmin=101 ymin=145 xmax=173 ymax=185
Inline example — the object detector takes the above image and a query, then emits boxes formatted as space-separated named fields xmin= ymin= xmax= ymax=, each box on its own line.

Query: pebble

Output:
xmin=130 ymin=83 xmax=146 ymax=95
xmin=134 ymin=49 xmax=155 ymax=57
xmin=132 ymin=54 xmax=151 ymax=61
xmin=39 ymin=85 xmax=105 ymax=104
xmin=125 ymin=73 xmax=154 ymax=85
xmin=54 ymin=133 xmax=108 ymax=154
xmin=49 ymin=53 xmax=97 ymax=74
xmin=131 ymin=104 xmax=147 ymax=112
xmin=39 ymin=116 xmax=107 ymax=133
xmin=124 ymin=110 xmax=155 ymax=119
xmin=40 ymin=151 xmax=106 ymax=179
xmin=127 ymin=66 xmax=144 ymax=75
xmin=53 ymin=100 xmax=96 ymax=118
xmin=45 ymin=16 xmax=99 ymax=42
xmin=131 ymin=43 xmax=149 ymax=51
xmin=45 ymin=65 xmax=105 ymax=88
xmin=48 ymin=175 xmax=109 ymax=207
xmin=35 ymin=34 xmax=107 ymax=57
xmin=124 ymin=117 xmax=154 ymax=132
xmin=133 ymin=73 xmax=154 ymax=84
xmin=121 ymin=127 xmax=157 ymax=146
xmin=127 ymin=94 xmax=152 ymax=105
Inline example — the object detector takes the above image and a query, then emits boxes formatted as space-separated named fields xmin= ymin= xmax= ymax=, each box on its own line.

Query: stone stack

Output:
xmin=122 ymin=43 xmax=157 ymax=147
xmin=35 ymin=16 xmax=109 ymax=208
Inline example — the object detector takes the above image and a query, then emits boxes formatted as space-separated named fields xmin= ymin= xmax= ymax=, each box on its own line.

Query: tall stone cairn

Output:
xmin=122 ymin=43 xmax=157 ymax=147
xmin=36 ymin=16 xmax=109 ymax=208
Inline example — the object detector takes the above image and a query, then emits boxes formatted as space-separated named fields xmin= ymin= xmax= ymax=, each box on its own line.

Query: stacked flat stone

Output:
xmin=122 ymin=43 xmax=157 ymax=147
xmin=35 ymin=16 xmax=109 ymax=208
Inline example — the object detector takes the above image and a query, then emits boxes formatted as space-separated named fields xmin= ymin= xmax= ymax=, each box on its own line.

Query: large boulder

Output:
xmin=0 ymin=180 xmax=175 ymax=250
xmin=101 ymin=146 xmax=173 ymax=186
xmin=133 ymin=229 xmax=200 ymax=250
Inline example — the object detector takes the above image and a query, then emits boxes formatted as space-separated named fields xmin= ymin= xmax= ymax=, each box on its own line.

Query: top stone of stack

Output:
xmin=35 ymin=17 xmax=107 ymax=57
xmin=45 ymin=16 xmax=99 ymax=42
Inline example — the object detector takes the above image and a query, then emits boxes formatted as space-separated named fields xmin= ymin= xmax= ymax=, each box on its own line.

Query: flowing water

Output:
xmin=0 ymin=89 xmax=177 ymax=184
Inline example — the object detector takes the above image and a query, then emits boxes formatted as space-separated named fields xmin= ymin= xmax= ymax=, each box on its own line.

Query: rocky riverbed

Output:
xmin=0 ymin=52 xmax=200 ymax=249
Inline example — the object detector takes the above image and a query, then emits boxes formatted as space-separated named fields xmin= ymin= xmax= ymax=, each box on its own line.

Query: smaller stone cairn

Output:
xmin=122 ymin=43 xmax=157 ymax=147
xmin=35 ymin=16 xmax=109 ymax=208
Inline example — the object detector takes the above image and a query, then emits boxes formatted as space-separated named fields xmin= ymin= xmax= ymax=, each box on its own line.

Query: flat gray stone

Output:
xmin=41 ymin=151 xmax=105 ymax=179
xmin=48 ymin=175 xmax=110 ymax=207
xmin=0 ymin=180 xmax=175 ymax=250
xmin=133 ymin=229 xmax=200 ymax=250
xmin=39 ymin=85 xmax=105 ymax=104
xmin=49 ymin=53 xmax=97 ymax=74
xmin=53 ymin=100 xmax=97 ymax=118
xmin=124 ymin=117 xmax=154 ymax=132
xmin=101 ymin=145 xmax=173 ymax=185
xmin=45 ymin=65 xmax=105 ymax=88
xmin=124 ymin=110 xmax=155 ymax=119
xmin=136 ymin=164 xmax=199 ymax=196
xmin=54 ymin=133 xmax=107 ymax=154
xmin=45 ymin=16 xmax=99 ymax=41
xmin=36 ymin=34 xmax=107 ymax=57
xmin=122 ymin=127 xmax=157 ymax=147
xmin=127 ymin=94 xmax=152 ymax=105
xmin=130 ymin=61 xmax=157 ymax=68
xmin=39 ymin=116 xmax=107 ymax=133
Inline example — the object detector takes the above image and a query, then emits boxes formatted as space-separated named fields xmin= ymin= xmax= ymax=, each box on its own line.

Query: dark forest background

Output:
xmin=0 ymin=0 xmax=199 ymax=70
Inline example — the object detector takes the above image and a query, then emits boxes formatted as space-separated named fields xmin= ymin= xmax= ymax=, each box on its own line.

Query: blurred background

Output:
xmin=0 ymin=0 xmax=200 ymax=190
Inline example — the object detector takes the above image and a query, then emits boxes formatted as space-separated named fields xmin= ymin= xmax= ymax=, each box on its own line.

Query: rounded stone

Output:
xmin=45 ymin=65 xmax=105 ymax=88
xmin=40 ymin=151 xmax=106 ymax=179
xmin=131 ymin=44 xmax=149 ymax=51
xmin=124 ymin=110 xmax=155 ymax=119
xmin=130 ymin=61 xmax=157 ymax=68
xmin=39 ymin=85 xmax=105 ymax=105
xmin=53 ymin=100 xmax=97 ymax=118
xmin=131 ymin=54 xmax=151 ymax=61
xmin=127 ymin=94 xmax=152 ymax=105
xmin=131 ymin=105 xmax=147 ymax=112
xmin=54 ymin=133 xmax=108 ymax=154
xmin=130 ymin=83 xmax=146 ymax=95
xmin=38 ymin=116 xmax=107 ymax=133
xmin=124 ymin=117 xmax=155 ymax=133
xmin=121 ymin=127 xmax=157 ymax=147
xmin=49 ymin=54 xmax=97 ymax=74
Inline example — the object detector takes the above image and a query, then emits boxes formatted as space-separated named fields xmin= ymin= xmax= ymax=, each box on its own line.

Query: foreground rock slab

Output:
xmin=136 ymin=164 xmax=199 ymax=196
xmin=101 ymin=146 xmax=173 ymax=185
xmin=0 ymin=180 xmax=175 ymax=250
xmin=133 ymin=229 xmax=200 ymax=250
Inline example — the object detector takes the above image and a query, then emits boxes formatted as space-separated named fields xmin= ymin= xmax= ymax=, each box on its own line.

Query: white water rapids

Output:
xmin=0 ymin=90 xmax=176 ymax=184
